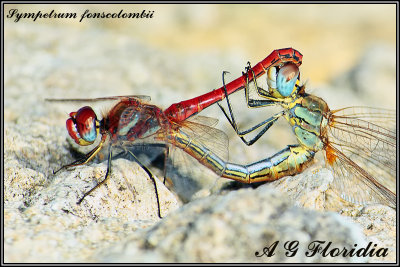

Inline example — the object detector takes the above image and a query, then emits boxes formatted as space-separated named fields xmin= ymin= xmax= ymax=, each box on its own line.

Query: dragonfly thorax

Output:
xmin=286 ymin=94 xmax=330 ymax=152
xmin=110 ymin=102 xmax=168 ymax=143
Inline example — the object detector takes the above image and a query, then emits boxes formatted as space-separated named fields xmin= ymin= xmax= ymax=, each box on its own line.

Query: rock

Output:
xmin=97 ymin=185 xmax=369 ymax=263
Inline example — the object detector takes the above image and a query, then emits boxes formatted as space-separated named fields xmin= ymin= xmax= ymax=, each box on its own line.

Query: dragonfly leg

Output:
xmin=217 ymin=70 xmax=283 ymax=146
xmin=126 ymin=150 xmax=162 ymax=219
xmin=161 ymin=146 xmax=170 ymax=185
xmin=77 ymin=143 xmax=114 ymax=205
xmin=222 ymin=145 xmax=315 ymax=183
xmin=124 ymin=143 xmax=169 ymax=186
xmin=77 ymin=143 xmax=163 ymax=218
xmin=53 ymin=134 xmax=108 ymax=174
xmin=244 ymin=62 xmax=278 ymax=108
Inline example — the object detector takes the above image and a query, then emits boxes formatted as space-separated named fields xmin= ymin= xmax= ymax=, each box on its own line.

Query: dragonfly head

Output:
xmin=267 ymin=62 xmax=300 ymax=98
xmin=66 ymin=106 xmax=100 ymax=146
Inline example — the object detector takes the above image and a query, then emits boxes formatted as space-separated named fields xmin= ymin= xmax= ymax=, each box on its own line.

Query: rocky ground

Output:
xmin=4 ymin=4 xmax=396 ymax=263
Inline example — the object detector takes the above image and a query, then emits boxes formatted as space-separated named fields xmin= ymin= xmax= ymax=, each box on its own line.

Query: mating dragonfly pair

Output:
xmin=48 ymin=48 xmax=396 ymax=218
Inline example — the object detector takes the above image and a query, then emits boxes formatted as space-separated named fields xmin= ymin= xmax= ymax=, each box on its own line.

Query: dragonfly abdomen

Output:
xmin=242 ymin=145 xmax=315 ymax=183
xmin=172 ymin=130 xmax=315 ymax=184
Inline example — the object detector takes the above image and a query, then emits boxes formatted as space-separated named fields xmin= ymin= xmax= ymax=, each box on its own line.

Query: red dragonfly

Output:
xmin=48 ymin=96 xmax=231 ymax=218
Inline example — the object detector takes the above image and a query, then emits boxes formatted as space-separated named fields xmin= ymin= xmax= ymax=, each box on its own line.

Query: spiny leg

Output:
xmin=126 ymin=150 xmax=162 ymax=219
xmin=217 ymin=70 xmax=283 ymax=146
xmin=217 ymin=71 xmax=238 ymax=132
xmin=124 ymin=143 xmax=169 ymax=185
xmin=244 ymin=62 xmax=278 ymax=108
xmin=77 ymin=144 xmax=114 ymax=204
xmin=76 ymin=143 xmax=164 ymax=218
xmin=54 ymin=135 xmax=107 ymax=174
xmin=237 ymin=112 xmax=284 ymax=146
xmin=162 ymin=146 xmax=170 ymax=185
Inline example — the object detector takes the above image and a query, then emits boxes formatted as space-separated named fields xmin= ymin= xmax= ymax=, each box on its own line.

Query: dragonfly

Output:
xmin=48 ymin=95 xmax=232 ymax=218
xmin=53 ymin=93 xmax=335 ymax=218
xmin=213 ymin=55 xmax=396 ymax=208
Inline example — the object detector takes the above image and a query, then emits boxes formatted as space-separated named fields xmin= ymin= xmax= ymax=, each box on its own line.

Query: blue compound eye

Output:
xmin=276 ymin=63 xmax=300 ymax=97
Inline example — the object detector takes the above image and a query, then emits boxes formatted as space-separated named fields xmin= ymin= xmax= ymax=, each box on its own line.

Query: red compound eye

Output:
xmin=66 ymin=106 xmax=98 ymax=146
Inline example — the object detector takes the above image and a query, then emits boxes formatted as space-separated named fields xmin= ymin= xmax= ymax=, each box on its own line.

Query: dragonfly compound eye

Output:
xmin=267 ymin=63 xmax=300 ymax=98
xmin=276 ymin=63 xmax=300 ymax=97
xmin=66 ymin=106 xmax=98 ymax=146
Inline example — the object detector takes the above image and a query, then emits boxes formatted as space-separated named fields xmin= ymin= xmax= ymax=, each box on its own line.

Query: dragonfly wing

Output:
xmin=326 ymin=145 xmax=396 ymax=207
xmin=179 ymin=116 xmax=229 ymax=161
xmin=187 ymin=115 xmax=219 ymax=128
xmin=165 ymin=115 xmax=230 ymax=202
xmin=326 ymin=109 xmax=396 ymax=207
xmin=166 ymin=144 xmax=221 ymax=202
xmin=331 ymin=106 xmax=395 ymax=132
xmin=45 ymin=95 xmax=151 ymax=103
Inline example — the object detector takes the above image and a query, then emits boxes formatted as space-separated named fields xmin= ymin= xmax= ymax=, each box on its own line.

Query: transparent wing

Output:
xmin=166 ymin=115 xmax=230 ymax=202
xmin=187 ymin=115 xmax=219 ymax=128
xmin=115 ymin=110 xmax=229 ymax=202
xmin=326 ymin=107 xmax=396 ymax=207
xmin=178 ymin=115 xmax=229 ymax=161
xmin=331 ymin=106 xmax=395 ymax=131
xmin=45 ymin=95 xmax=151 ymax=103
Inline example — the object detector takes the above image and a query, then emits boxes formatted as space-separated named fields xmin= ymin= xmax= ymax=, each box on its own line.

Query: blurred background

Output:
xmin=5 ymin=4 xmax=396 ymax=98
